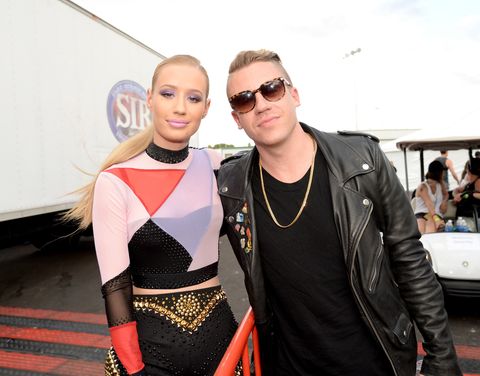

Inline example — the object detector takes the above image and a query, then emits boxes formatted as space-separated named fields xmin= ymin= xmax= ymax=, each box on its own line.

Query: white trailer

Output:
xmin=0 ymin=0 xmax=185 ymax=248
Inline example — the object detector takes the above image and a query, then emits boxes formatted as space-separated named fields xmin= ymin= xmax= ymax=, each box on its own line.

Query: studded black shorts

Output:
xmin=104 ymin=286 xmax=240 ymax=376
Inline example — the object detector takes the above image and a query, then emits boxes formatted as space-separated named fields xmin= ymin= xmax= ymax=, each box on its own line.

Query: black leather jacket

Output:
xmin=217 ymin=123 xmax=461 ymax=376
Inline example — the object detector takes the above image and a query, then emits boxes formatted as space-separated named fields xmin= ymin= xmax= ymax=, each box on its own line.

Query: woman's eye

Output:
xmin=188 ymin=95 xmax=202 ymax=103
xmin=160 ymin=90 xmax=174 ymax=98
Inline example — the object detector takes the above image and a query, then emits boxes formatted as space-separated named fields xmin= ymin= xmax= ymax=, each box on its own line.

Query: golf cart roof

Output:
xmin=396 ymin=128 xmax=480 ymax=151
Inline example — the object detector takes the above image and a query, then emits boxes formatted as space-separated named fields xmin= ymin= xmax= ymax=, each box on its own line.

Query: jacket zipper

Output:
xmin=350 ymin=203 xmax=398 ymax=376
xmin=368 ymin=241 xmax=384 ymax=293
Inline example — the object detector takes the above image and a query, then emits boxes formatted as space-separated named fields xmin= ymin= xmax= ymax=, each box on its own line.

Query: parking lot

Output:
xmin=0 ymin=237 xmax=479 ymax=375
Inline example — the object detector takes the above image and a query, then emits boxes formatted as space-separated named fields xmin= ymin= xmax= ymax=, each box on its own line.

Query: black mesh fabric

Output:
xmin=101 ymin=267 xmax=135 ymax=328
xmin=128 ymin=219 xmax=192 ymax=273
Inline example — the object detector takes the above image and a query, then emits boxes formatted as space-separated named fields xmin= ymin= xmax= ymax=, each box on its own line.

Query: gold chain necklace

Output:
xmin=259 ymin=136 xmax=317 ymax=229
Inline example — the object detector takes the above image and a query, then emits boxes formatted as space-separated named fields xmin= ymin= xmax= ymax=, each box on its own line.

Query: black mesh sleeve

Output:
xmin=101 ymin=267 xmax=135 ymax=328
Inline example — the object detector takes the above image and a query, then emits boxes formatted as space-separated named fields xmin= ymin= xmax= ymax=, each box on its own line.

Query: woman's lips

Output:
xmin=168 ymin=120 xmax=189 ymax=128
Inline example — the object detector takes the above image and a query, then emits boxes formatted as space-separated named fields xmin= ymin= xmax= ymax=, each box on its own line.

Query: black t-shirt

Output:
xmin=252 ymin=150 xmax=393 ymax=376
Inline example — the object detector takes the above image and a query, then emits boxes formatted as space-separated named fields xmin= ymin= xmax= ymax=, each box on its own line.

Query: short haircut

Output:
xmin=228 ymin=49 xmax=292 ymax=83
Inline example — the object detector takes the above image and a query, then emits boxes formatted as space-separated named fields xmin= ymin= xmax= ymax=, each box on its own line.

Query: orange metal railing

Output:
xmin=215 ymin=306 xmax=262 ymax=376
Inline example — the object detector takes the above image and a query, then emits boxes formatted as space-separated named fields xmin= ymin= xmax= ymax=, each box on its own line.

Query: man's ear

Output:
xmin=290 ymin=86 xmax=301 ymax=107
xmin=232 ymin=111 xmax=243 ymax=129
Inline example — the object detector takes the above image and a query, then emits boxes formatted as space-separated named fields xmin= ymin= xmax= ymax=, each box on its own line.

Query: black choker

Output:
xmin=146 ymin=143 xmax=189 ymax=164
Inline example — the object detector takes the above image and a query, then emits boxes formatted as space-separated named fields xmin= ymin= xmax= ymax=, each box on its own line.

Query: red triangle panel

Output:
xmin=107 ymin=168 xmax=185 ymax=216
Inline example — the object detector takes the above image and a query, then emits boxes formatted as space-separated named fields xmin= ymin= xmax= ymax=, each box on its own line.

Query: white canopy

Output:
xmin=395 ymin=128 xmax=480 ymax=151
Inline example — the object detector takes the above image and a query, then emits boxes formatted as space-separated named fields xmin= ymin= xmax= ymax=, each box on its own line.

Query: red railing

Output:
xmin=215 ymin=306 xmax=261 ymax=376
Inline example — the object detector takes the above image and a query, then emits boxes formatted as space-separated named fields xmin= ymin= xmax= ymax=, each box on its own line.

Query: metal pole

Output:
xmin=420 ymin=150 xmax=425 ymax=181
xmin=403 ymin=149 xmax=409 ymax=193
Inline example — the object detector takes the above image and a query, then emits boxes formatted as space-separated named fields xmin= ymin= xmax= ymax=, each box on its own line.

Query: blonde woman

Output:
xmin=66 ymin=55 xmax=238 ymax=375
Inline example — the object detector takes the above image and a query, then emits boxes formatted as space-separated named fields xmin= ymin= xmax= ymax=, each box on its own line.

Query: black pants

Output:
xmin=105 ymin=286 xmax=239 ymax=376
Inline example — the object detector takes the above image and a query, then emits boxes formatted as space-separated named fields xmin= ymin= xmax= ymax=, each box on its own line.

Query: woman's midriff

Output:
xmin=132 ymin=275 xmax=221 ymax=295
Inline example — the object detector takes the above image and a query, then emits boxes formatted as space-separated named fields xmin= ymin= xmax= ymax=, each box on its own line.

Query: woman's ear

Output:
xmin=146 ymin=88 xmax=152 ymax=109
xmin=202 ymin=99 xmax=211 ymax=119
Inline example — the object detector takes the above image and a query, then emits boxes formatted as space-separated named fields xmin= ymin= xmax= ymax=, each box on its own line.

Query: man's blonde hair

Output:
xmin=228 ymin=49 xmax=292 ymax=83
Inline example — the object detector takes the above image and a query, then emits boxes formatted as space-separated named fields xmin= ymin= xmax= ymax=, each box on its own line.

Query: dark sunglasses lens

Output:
xmin=230 ymin=92 xmax=255 ymax=113
xmin=261 ymin=79 xmax=285 ymax=101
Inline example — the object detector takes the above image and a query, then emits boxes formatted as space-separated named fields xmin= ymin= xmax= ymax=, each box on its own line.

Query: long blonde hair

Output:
xmin=64 ymin=55 xmax=209 ymax=229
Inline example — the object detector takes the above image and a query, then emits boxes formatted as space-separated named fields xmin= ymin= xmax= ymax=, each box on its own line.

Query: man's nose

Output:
xmin=254 ymin=91 xmax=270 ymax=113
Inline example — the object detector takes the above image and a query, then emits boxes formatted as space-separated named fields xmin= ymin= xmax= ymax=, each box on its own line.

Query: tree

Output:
xmin=209 ymin=143 xmax=235 ymax=149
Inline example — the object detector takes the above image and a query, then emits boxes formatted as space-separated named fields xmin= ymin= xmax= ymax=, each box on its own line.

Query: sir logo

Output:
xmin=107 ymin=80 xmax=151 ymax=142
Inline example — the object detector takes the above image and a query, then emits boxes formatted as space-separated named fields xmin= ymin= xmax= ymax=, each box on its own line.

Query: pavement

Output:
xmin=0 ymin=237 xmax=479 ymax=375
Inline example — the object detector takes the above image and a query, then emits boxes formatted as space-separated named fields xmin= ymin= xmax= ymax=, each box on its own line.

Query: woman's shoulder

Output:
xmin=197 ymin=147 xmax=222 ymax=169
xmin=417 ymin=181 xmax=428 ymax=190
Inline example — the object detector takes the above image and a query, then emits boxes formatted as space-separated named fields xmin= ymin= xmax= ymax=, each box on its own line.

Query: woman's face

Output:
xmin=147 ymin=63 xmax=210 ymax=149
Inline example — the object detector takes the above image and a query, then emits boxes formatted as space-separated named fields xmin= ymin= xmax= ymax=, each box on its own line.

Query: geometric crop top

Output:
xmin=92 ymin=145 xmax=224 ymax=290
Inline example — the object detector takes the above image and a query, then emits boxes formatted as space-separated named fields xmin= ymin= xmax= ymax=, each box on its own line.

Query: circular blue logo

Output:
xmin=107 ymin=80 xmax=151 ymax=142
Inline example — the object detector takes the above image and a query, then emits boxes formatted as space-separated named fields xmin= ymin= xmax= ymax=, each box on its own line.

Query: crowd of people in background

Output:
xmin=414 ymin=150 xmax=480 ymax=234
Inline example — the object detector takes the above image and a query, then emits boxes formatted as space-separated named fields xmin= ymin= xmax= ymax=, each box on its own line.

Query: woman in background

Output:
xmin=65 ymin=55 xmax=239 ymax=375
xmin=453 ymin=158 xmax=480 ymax=218
xmin=414 ymin=160 xmax=448 ymax=234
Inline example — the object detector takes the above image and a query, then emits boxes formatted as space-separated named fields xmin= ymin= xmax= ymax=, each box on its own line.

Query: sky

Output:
xmin=73 ymin=0 xmax=480 ymax=147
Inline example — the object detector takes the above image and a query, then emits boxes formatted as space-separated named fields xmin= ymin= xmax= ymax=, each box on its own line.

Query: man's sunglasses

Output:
xmin=229 ymin=77 xmax=291 ymax=114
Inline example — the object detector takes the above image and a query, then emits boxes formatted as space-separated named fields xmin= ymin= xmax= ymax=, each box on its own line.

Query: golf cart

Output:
xmin=395 ymin=129 xmax=480 ymax=297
